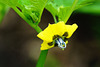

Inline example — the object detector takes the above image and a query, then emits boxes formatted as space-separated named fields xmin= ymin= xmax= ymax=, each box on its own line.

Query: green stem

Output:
xmin=36 ymin=50 xmax=48 ymax=67
xmin=13 ymin=6 xmax=48 ymax=67
xmin=64 ymin=0 xmax=78 ymax=23
xmin=33 ymin=25 xmax=42 ymax=33
xmin=12 ymin=7 xmax=31 ymax=24
xmin=53 ymin=15 xmax=57 ymax=23
xmin=12 ymin=7 xmax=42 ymax=33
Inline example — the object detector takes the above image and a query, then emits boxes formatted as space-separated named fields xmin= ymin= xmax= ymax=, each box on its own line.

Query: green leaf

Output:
xmin=0 ymin=0 xmax=18 ymax=7
xmin=0 ymin=0 xmax=47 ymax=24
xmin=76 ymin=0 xmax=100 ymax=14
xmin=17 ymin=0 xmax=47 ymax=23
xmin=0 ymin=2 xmax=10 ymax=23
xmin=45 ymin=0 xmax=94 ymax=23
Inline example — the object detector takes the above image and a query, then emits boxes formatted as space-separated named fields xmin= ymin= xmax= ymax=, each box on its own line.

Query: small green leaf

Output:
xmin=17 ymin=0 xmax=47 ymax=23
xmin=58 ymin=6 xmax=71 ymax=22
xmin=0 ymin=0 xmax=47 ymax=24
xmin=45 ymin=0 xmax=94 ymax=23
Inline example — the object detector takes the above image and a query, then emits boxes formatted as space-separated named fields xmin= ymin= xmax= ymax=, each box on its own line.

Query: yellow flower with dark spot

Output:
xmin=37 ymin=21 xmax=78 ymax=50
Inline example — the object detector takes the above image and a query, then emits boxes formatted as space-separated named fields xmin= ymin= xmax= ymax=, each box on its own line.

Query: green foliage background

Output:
xmin=0 ymin=0 xmax=94 ymax=24
xmin=76 ymin=0 xmax=100 ymax=14
xmin=0 ymin=3 xmax=9 ymax=22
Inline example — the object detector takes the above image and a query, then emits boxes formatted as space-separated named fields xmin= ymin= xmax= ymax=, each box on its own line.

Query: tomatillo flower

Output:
xmin=37 ymin=21 xmax=78 ymax=50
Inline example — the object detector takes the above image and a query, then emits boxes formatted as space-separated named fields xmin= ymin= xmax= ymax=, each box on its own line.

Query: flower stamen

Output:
xmin=55 ymin=38 xmax=66 ymax=49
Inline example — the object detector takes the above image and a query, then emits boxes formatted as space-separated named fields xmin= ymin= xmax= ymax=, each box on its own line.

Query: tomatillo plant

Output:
xmin=0 ymin=0 xmax=94 ymax=67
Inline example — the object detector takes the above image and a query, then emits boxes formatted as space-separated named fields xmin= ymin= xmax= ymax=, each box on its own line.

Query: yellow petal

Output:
xmin=65 ymin=24 xmax=78 ymax=38
xmin=37 ymin=21 xmax=66 ymax=42
xmin=40 ymin=41 xmax=54 ymax=50
xmin=50 ymin=21 xmax=66 ymax=36
xmin=37 ymin=24 xmax=54 ymax=42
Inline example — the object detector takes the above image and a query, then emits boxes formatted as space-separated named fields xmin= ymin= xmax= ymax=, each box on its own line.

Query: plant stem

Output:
xmin=13 ymin=6 xmax=48 ymax=67
xmin=12 ymin=7 xmax=31 ymax=25
xmin=64 ymin=0 xmax=78 ymax=23
xmin=53 ymin=15 xmax=57 ymax=23
xmin=36 ymin=50 xmax=48 ymax=67
xmin=33 ymin=25 xmax=42 ymax=33
xmin=12 ymin=7 xmax=42 ymax=33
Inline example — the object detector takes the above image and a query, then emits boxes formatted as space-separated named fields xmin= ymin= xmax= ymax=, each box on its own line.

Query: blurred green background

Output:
xmin=0 ymin=0 xmax=100 ymax=67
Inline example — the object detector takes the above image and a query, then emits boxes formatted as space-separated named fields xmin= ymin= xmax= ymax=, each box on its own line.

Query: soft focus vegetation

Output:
xmin=0 ymin=0 xmax=100 ymax=67
xmin=0 ymin=3 xmax=9 ymax=22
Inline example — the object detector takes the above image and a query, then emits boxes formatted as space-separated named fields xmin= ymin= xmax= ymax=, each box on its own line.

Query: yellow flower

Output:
xmin=37 ymin=21 xmax=78 ymax=50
